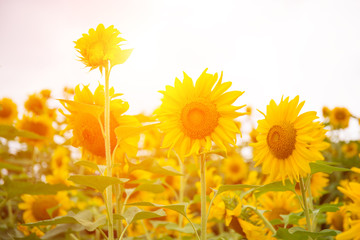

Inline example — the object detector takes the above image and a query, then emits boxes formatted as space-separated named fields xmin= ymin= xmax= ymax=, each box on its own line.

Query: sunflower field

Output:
xmin=1 ymin=24 xmax=360 ymax=240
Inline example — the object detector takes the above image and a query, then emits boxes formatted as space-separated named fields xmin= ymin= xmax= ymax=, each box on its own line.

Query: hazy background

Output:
xmin=1 ymin=0 xmax=360 ymax=137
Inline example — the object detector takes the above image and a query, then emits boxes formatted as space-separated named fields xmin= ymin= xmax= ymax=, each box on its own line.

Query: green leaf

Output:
xmin=166 ymin=222 xmax=199 ymax=234
xmin=25 ymin=210 xmax=106 ymax=231
xmin=74 ymin=160 xmax=100 ymax=172
xmin=115 ymin=122 xmax=159 ymax=143
xmin=122 ymin=206 xmax=166 ymax=224
xmin=136 ymin=183 xmax=165 ymax=193
xmin=254 ymin=180 xmax=296 ymax=198
xmin=3 ymin=178 xmax=76 ymax=198
xmin=127 ymin=202 xmax=188 ymax=217
xmin=128 ymin=158 xmax=182 ymax=176
xmin=275 ymin=227 xmax=339 ymax=240
xmin=310 ymin=161 xmax=349 ymax=174
xmin=14 ymin=233 xmax=41 ymax=240
xmin=280 ymin=212 xmax=304 ymax=228
xmin=0 ymin=161 xmax=23 ymax=172
xmin=68 ymin=175 xmax=128 ymax=192
xmin=0 ymin=124 xmax=44 ymax=140
xmin=216 ymin=184 xmax=259 ymax=195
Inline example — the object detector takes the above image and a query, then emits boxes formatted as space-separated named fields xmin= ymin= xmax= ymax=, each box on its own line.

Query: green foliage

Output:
xmin=254 ymin=180 xmax=296 ymax=197
xmin=275 ymin=227 xmax=339 ymax=240
xmin=68 ymin=175 xmax=128 ymax=192
xmin=0 ymin=125 xmax=44 ymax=140
xmin=121 ymin=206 xmax=166 ymax=224
xmin=128 ymin=158 xmax=182 ymax=176
xmin=310 ymin=161 xmax=349 ymax=174
xmin=25 ymin=210 xmax=106 ymax=231
xmin=2 ymin=178 xmax=76 ymax=199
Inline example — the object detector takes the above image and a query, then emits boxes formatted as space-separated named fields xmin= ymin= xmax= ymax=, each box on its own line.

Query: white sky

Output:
xmin=1 ymin=0 xmax=360 ymax=124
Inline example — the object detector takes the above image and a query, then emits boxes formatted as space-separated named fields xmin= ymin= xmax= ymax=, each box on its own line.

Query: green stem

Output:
xmin=246 ymin=206 xmax=276 ymax=234
xmin=184 ymin=216 xmax=201 ymax=240
xmin=178 ymin=154 xmax=184 ymax=240
xmin=199 ymin=153 xmax=207 ymax=240
xmin=300 ymin=177 xmax=312 ymax=232
xmin=118 ymin=224 xmax=129 ymax=240
xmin=104 ymin=62 xmax=114 ymax=240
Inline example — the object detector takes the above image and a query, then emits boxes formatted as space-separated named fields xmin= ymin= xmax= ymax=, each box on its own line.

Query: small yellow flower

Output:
xmin=322 ymin=106 xmax=331 ymax=118
xmin=17 ymin=114 xmax=54 ymax=147
xmin=0 ymin=97 xmax=18 ymax=125
xmin=74 ymin=24 xmax=133 ymax=72
xmin=50 ymin=146 xmax=70 ymax=171
xmin=342 ymin=142 xmax=358 ymax=158
xmin=24 ymin=94 xmax=47 ymax=115
xmin=157 ymin=69 xmax=245 ymax=157
xmin=249 ymin=128 xmax=258 ymax=143
xmin=18 ymin=192 xmax=71 ymax=223
xmin=330 ymin=107 xmax=351 ymax=129
xmin=222 ymin=150 xmax=248 ymax=184
xmin=251 ymin=96 xmax=329 ymax=183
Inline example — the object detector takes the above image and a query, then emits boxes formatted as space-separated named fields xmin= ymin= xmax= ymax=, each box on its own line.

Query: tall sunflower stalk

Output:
xmin=74 ymin=24 xmax=133 ymax=240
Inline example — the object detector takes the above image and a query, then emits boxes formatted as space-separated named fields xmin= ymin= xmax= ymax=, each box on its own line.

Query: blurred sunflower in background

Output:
xmin=17 ymin=114 xmax=54 ymax=147
xmin=18 ymin=192 xmax=71 ymax=223
xmin=0 ymin=97 xmax=18 ymax=125
xmin=341 ymin=142 xmax=358 ymax=159
xmin=24 ymin=94 xmax=47 ymax=115
xmin=330 ymin=107 xmax=351 ymax=129
xmin=222 ymin=150 xmax=248 ymax=184
xmin=251 ymin=96 xmax=329 ymax=183
xmin=157 ymin=69 xmax=245 ymax=157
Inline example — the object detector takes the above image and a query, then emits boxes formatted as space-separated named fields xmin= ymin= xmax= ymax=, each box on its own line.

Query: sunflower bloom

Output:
xmin=74 ymin=24 xmax=132 ymax=72
xmin=341 ymin=142 xmax=358 ymax=158
xmin=251 ymin=96 xmax=329 ymax=183
xmin=222 ymin=150 xmax=248 ymax=184
xmin=330 ymin=107 xmax=351 ymax=129
xmin=24 ymin=94 xmax=47 ymax=115
xmin=0 ymin=97 xmax=18 ymax=125
xmin=18 ymin=192 xmax=71 ymax=223
xmin=17 ymin=114 xmax=54 ymax=147
xmin=157 ymin=69 xmax=245 ymax=157
xmin=60 ymin=84 xmax=139 ymax=164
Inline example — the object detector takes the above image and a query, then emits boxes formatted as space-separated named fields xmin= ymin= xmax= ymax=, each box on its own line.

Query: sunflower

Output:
xmin=18 ymin=192 xmax=71 ymax=223
xmin=157 ymin=69 xmax=245 ymax=157
xmin=74 ymin=24 xmax=132 ymax=72
xmin=0 ymin=97 xmax=18 ymax=124
xmin=222 ymin=150 xmax=248 ymax=184
xmin=326 ymin=200 xmax=350 ymax=231
xmin=60 ymin=84 xmax=140 ymax=164
xmin=50 ymin=146 xmax=70 ymax=171
xmin=46 ymin=169 xmax=72 ymax=186
xmin=251 ymin=96 xmax=329 ymax=183
xmin=341 ymin=142 xmax=358 ymax=159
xmin=249 ymin=128 xmax=258 ymax=143
xmin=260 ymin=191 xmax=301 ymax=228
xmin=330 ymin=107 xmax=351 ymax=129
xmin=322 ymin=106 xmax=331 ymax=118
xmin=336 ymin=220 xmax=360 ymax=240
xmin=310 ymin=172 xmax=329 ymax=199
xmin=17 ymin=114 xmax=54 ymax=147
xmin=24 ymin=94 xmax=47 ymax=115
xmin=40 ymin=89 xmax=51 ymax=99
xmin=238 ymin=219 xmax=275 ymax=240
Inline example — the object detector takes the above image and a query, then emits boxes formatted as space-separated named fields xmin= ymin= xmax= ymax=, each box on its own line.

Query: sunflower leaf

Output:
xmin=2 ymin=178 xmax=76 ymax=199
xmin=24 ymin=210 xmax=106 ymax=231
xmin=115 ymin=122 xmax=159 ymax=143
xmin=254 ymin=180 xmax=296 ymax=198
xmin=0 ymin=161 xmax=23 ymax=172
xmin=0 ymin=124 xmax=44 ymax=140
xmin=216 ymin=184 xmax=259 ymax=196
xmin=275 ymin=227 xmax=339 ymax=240
xmin=74 ymin=160 xmax=100 ymax=172
xmin=121 ymin=206 xmax=166 ymax=224
xmin=68 ymin=175 xmax=128 ymax=192
xmin=128 ymin=158 xmax=182 ymax=176
xmin=310 ymin=161 xmax=349 ymax=174
xmin=126 ymin=202 xmax=188 ymax=217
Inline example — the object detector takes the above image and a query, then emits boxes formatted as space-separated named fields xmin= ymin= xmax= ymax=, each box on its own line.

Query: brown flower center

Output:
xmin=267 ymin=122 xmax=296 ymax=159
xmin=32 ymin=196 xmax=60 ymax=221
xmin=180 ymin=100 xmax=219 ymax=139
xmin=0 ymin=104 xmax=12 ymax=118
xmin=335 ymin=110 xmax=346 ymax=120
